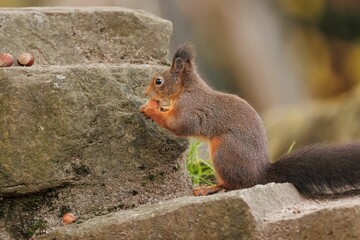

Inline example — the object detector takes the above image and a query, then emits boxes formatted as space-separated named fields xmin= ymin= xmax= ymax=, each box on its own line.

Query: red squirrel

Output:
xmin=140 ymin=43 xmax=360 ymax=197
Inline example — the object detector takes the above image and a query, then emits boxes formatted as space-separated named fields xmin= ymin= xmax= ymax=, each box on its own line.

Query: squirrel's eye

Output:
xmin=155 ymin=78 xmax=163 ymax=85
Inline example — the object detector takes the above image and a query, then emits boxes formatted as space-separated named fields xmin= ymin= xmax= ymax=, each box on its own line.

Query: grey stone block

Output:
xmin=0 ymin=64 xmax=191 ymax=239
xmin=0 ymin=7 xmax=172 ymax=66
xmin=36 ymin=183 xmax=360 ymax=240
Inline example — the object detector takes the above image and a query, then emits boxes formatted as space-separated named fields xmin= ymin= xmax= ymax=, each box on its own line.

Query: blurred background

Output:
xmin=2 ymin=0 xmax=360 ymax=110
xmin=2 ymin=0 xmax=360 ymax=158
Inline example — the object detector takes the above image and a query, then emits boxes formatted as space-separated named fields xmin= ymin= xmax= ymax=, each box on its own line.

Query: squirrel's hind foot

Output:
xmin=193 ymin=185 xmax=225 ymax=196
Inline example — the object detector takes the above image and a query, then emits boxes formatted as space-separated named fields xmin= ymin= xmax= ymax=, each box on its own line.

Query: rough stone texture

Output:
xmin=0 ymin=7 xmax=172 ymax=66
xmin=36 ymin=183 xmax=360 ymax=240
xmin=0 ymin=65 xmax=191 ymax=240
xmin=258 ymin=194 xmax=360 ymax=240
xmin=264 ymin=85 xmax=360 ymax=160
xmin=36 ymin=185 xmax=262 ymax=240
xmin=260 ymin=204 xmax=360 ymax=240
xmin=0 ymin=65 xmax=190 ymax=196
xmin=0 ymin=7 xmax=191 ymax=240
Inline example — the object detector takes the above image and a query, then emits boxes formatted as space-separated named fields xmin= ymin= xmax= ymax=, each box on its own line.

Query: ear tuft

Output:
xmin=172 ymin=43 xmax=195 ymax=65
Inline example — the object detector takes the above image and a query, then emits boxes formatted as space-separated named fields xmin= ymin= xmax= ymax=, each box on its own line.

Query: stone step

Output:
xmin=0 ymin=64 xmax=190 ymax=239
xmin=35 ymin=183 xmax=360 ymax=240
xmin=0 ymin=64 xmax=189 ymax=196
xmin=259 ymin=195 xmax=360 ymax=239
xmin=0 ymin=7 xmax=172 ymax=66
xmin=0 ymin=7 xmax=186 ymax=240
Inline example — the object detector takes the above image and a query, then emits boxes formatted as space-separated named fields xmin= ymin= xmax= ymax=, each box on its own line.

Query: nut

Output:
xmin=62 ymin=212 xmax=77 ymax=225
xmin=17 ymin=52 xmax=35 ymax=66
xmin=0 ymin=53 xmax=14 ymax=67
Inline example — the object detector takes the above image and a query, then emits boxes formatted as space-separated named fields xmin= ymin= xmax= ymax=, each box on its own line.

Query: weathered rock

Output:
xmin=36 ymin=183 xmax=360 ymax=240
xmin=35 ymin=184 xmax=266 ymax=240
xmin=38 ymin=192 xmax=256 ymax=240
xmin=264 ymin=85 xmax=360 ymax=160
xmin=0 ymin=6 xmax=190 ymax=240
xmin=0 ymin=65 xmax=191 ymax=239
xmin=260 ymin=201 xmax=360 ymax=240
xmin=0 ymin=64 xmax=189 ymax=196
xmin=0 ymin=7 xmax=172 ymax=66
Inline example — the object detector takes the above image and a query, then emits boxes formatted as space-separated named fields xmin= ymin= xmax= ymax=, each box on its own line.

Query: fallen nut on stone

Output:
xmin=17 ymin=52 xmax=35 ymax=66
xmin=0 ymin=52 xmax=14 ymax=67
xmin=62 ymin=212 xmax=77 ymax=225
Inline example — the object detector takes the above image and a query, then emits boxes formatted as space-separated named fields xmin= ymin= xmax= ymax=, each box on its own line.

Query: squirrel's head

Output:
xmin=144 ymin=43 xmax=196 ymax=101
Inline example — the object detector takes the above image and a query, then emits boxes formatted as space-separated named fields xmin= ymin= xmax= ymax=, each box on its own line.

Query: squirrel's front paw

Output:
xmin=139 ymin=100 xmax=160 ymax=118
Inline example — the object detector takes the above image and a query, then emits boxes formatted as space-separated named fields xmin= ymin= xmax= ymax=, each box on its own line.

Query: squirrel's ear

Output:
xmin=172 ymin=57 xmax=185 ymax=73
xmin=171 ymin=43 xmax=195 ymax=74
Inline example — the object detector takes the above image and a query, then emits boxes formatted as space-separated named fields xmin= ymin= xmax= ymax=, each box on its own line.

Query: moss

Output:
xmin=72 ymin=164 xmax=91 ymax=176
xmin=0 ymin=208 xmax=5 ymax=219
xmin=148 ymin=174 xmax=156 ymax=181
xmin=1 ymin=188 xmax=59 ymax=239
xmin=9 ymin=218 xmax=48 ymax=239
xmin=23 ymin=219 xmax=48 ymax=239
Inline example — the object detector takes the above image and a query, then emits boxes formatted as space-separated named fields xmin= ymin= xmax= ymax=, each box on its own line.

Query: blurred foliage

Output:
xmin=345 ymin=43 xmax=360 ymax=85
xmin=2 ymin=0 xmax=360 ymax=107
xmin=0 ymin=0 xmax=43 ymax=7
xmin=277 ymin=0 xmax=360 ymax=99
xmin=278 ymin=0 xmax=325 ymax=20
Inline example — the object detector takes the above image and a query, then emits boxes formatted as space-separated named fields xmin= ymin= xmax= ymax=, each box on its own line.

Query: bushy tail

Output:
xmin=266 ymin=142 xmax=360 ymax=196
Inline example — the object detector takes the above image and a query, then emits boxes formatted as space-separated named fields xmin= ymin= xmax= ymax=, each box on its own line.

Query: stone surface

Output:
xmin=0 ymin=65 xmax=191 ymax=239
xmin=264 ymin=85 xmax=360 ymax=160
xmin=259 ymin=195 xmax=360 ymax=239
xmin=0 ymin=7 xmax=172 ymax=66
xmin=36 ymin=185 xmax=262 ymax=240
xmin=0 ymin=64 xmax=189 ymax=197
xmin=36 ymin=183 xmax=360 ymax=240
xmin=0 ymin=7 xmax=191 ymax=240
